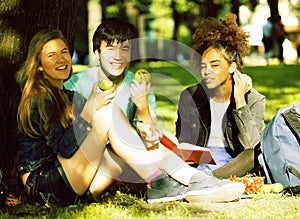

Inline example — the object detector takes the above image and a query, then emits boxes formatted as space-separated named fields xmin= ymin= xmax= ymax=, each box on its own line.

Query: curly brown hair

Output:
xmin=192 ymin=13 xmax=250 ymax=70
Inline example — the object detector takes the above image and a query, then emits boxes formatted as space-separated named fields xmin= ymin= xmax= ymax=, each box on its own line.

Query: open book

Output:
xmin=160 ymin=132 xmax=216 ymax=165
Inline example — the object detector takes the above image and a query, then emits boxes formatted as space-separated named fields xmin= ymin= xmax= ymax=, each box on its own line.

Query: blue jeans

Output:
xmin=26 ymin=159 xmax=78 ymax=206
xmin=196 ymin=146 xmax=233 ymax=175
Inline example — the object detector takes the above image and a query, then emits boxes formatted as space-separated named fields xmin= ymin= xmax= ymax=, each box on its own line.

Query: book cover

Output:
xmin=160 ymin=133 xmax=216 ymax=165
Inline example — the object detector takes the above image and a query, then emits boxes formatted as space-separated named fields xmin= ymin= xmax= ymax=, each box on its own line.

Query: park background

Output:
xmin=0 ymin=1 xmax=300 ymax=216
xmin=73 ymin=0 xmax=300 ymax=66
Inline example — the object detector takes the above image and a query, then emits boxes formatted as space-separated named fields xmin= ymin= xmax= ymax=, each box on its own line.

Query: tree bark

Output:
xmin=267 ymin=0 xmax=280 ymax=22
xmin=230 ymin=0 xmax=240 ymax=25
xmin=0 ymin=0 xmax=79 ymax=188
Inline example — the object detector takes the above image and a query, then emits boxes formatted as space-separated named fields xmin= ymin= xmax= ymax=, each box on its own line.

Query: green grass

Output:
xmin=132 ymin=62 xmax=300 ymax=133
xmin=1 ymin=192 xmax=300 ymax=218
xmin=243 ymin=64 xmax=300 ymax=124
xmin=3 ymin=62 xmax=299 ymax=218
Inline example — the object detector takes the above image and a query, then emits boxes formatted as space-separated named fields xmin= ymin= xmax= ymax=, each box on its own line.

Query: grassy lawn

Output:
xmin=2 ymin=62 xmax=300 ymax=218
xmin=132 ymin=62 xmax=300 ymax=134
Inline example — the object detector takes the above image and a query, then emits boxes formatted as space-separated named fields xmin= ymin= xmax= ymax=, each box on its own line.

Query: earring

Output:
xmin=229 ymin=62 xmax=237 ymax=74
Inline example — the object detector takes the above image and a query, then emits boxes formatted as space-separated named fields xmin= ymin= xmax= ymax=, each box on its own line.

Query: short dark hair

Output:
xmin=92 ymin=18 xmax=138 ymax=52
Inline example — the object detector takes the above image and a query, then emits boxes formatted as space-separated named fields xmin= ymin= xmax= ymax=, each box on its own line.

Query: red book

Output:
xmin=160 ymin=133 xmax=216 ymax=165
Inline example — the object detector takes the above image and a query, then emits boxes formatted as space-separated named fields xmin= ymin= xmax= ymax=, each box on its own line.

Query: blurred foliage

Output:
xmin=73 ymin=0 xmax=282 ymax=64
xmin=100 ymin=0 xmax=264 ymax=45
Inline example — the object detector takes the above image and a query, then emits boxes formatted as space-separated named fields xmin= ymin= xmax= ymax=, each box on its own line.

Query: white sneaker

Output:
xmin=184 ymin=173 xmax=245 ymax=203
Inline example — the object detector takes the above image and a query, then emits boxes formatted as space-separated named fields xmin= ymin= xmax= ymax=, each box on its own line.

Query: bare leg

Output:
xmin=103 ymin=105 xmax=200 ymax=185
xmin=58 ymin=105 xmax=112 ymax=195
xmin=88 ymin=148 xmax=122 ymax=197
xmin=60 ymin=103 xmax=205 ymax=196
xmin=59 ymin=104 xmax=159 ymax=195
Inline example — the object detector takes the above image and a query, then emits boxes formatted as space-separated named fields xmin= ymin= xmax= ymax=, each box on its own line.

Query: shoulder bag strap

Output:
xmin=283 ymin=107 xmax=300 ymax=181
xmin=282 ymin=107 xmax=300 ymax=140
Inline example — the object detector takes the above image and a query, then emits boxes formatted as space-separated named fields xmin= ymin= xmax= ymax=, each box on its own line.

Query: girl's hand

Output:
xmin=233 ymin=70 xmax=252 ymax=109
xmin=93 ymin=82 xmax=117 ymax=110
xmin=233 ymin=70 xmax=252 ymax=96
xmin=81 ymin=82 xmax=116 ymax=122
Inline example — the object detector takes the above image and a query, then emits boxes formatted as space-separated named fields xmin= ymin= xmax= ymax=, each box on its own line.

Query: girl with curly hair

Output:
xmin=176 ymin=13 xmax=266 ymax=179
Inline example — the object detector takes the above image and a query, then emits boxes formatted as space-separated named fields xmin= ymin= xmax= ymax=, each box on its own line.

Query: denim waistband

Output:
xmin=53 ymin=159 xmax=74 ymax=192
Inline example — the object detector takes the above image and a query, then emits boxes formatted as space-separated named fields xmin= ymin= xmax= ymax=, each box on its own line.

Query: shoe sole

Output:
xmin=147 ymin=194 xmax=185 ymax=203
xmin=184 ymin=182 xmax=245 ymax=203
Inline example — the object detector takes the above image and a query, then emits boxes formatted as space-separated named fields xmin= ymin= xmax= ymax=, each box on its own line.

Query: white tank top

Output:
xmin=207 ymin=98 xmax=230 ymax=147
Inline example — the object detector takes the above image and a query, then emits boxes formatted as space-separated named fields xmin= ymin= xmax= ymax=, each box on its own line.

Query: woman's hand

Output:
xmin=81 ymin=82 xmax=116 ymax=122
xmin=233 ymin=70 xmax=252 ymax=109
xmin=94 ymin=82 xmax=117 ymax=110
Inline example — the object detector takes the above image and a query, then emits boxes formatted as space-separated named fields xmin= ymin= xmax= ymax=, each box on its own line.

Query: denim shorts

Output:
xmin=26 ymin=159 xmax=78 ymax=207
xmin=196 ymin=146 xmax=233 ymax=175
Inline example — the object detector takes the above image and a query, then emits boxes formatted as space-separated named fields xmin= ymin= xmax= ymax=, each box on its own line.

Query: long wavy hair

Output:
xmin=16 ymin=29 xmax=74 ymax=138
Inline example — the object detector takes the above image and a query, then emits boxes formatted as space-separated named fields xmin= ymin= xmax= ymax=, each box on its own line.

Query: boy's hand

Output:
xmin=130 ymin=73 xmax=151 ymax=110
xmin=137 ymin=122 xmax=162 ymax=150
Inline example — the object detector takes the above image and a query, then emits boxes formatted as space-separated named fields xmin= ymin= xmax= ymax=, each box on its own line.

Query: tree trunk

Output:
xmin=87 ymin=0 xmax=102 ymax=66
xmin=267 ymin=0 xmax=280 ymax=22
xmin=171 ymin=0 xmax=180 ymax=61
xmin=0 ymin=0 xmax=79 ymax=188
xmin=230 ymin=0 xmax=240 ymax=25
xmin=205 ymin=0 xmax=221 ymax=18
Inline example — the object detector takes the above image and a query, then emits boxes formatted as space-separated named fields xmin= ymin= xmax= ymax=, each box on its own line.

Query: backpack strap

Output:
xmin=287 ymin=166 xmax=300 ymax=181
xmin=282 ymin=108 xmax=300 ymax=140
xmin=283 ymin=107 xmax=300 ymax=181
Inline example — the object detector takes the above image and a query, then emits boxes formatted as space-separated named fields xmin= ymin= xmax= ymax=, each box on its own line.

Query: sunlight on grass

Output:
xmin=255 ymin=86 xmax=300 ymax=123
xmin=156 ymin=99 xmax=178 ymax=134
xmin=6 ymin=63 xmax=299 ymax=219
xmin=73 ymin=64 xmax=88 ymax=74
xmin=150 ymin=63 xmax=300 ymax=131
xmin=222 ymin=194 xmax=300 ymax=218
xmin=245 ymin=65 xmax=300 ymax=124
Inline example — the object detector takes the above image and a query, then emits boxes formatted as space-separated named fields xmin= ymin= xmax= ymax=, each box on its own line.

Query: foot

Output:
xmin=184 ymin=173 xmax=245 ymax=203
xmin=147 ymin=173 xmax=187 ymax=203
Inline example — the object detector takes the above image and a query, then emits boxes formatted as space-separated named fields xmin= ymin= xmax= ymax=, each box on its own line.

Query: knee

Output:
xmin=93 ymin=103 xmax=113 ymax=123
xmin=93 ymin=103 xmax=125 ymax=124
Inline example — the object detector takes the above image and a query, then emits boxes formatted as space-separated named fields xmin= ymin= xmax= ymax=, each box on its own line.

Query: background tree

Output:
xmin=74 ymin=1 xmax=88 ymax=64
xmin=267 ymin=0 xmax=280 ymax=22
xmin=168 ymin=0 xmax=259 ymax=45
xmin=0 ymin=0 xmax=79 ymax=187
